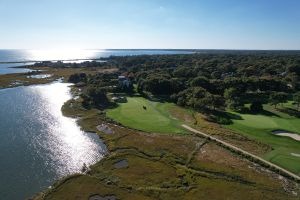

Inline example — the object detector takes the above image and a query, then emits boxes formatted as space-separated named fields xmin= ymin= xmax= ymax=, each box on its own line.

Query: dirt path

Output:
xmin=182 ymin=124 xmax=300 ymax=182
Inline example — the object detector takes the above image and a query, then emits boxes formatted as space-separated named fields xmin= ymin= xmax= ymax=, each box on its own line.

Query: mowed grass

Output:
xmin=225 ymin=105 xmax=300 ymax=175
xmin=106 ymin=97 xmax=191 ymax=134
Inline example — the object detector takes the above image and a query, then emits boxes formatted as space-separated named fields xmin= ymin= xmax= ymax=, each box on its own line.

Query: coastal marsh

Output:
xmin=36 ymin=98 xmax=300 ymax=199
xmin=0 ymin=66 xmax=117 ymax=89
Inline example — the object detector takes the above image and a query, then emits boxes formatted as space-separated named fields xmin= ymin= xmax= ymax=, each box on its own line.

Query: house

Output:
xmin=118 ymin=75 xmax=131 ymax=88
xmin=118 ymin=76 xmax=127 ymax=82
xmin=111 ymin=96 xmax=127 ymax=103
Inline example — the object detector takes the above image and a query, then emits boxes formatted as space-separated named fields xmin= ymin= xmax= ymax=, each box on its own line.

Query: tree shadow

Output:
xmin=259 ymin=109 xmax=281 ymax=117
xmin=147 ymin=95 xmax=172 ymax=103
xmin=203 ymin=110 xmax=242 ymax=125
xmin=277 ymin=107 xmax=300 ymax=118
xmin=238 ymin=107 xmax=280 ymax=117
xmin=224 ymin=112 xmax=243 ymax=120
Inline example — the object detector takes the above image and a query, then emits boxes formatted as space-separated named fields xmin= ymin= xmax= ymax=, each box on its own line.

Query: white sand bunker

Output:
xmin=272 ymin=130 xmax=300 ymax=142
xmin=291 ymin=153 xmax=300 ymax=158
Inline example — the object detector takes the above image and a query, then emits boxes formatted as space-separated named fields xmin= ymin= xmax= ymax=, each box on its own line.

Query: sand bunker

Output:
xmin=291 ymin=153 xmax=300 ymax=158
xmin=272 ymin=130 xmax=300 ymax=142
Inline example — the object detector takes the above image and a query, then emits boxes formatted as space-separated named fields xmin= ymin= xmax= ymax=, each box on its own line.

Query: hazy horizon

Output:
xmin=1 ymin=48 xmax=300 ymax=51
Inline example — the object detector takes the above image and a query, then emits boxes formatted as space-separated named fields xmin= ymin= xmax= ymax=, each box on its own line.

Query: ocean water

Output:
xmin=0 ymin=49 xmax=193 ymax=74
xmin=0 ymin=82 xmax=107 ymax=199
xmin=0 ymin=49 xmax=193 ymax=62
xmin=0 ymin=63 xmax=33 ymax=74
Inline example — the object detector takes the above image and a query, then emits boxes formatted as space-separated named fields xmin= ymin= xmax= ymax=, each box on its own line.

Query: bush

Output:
xmin=68 ymin=73 xmax=87 ymax=83
xmin=208 ymin=115 xmax=232 ymax=125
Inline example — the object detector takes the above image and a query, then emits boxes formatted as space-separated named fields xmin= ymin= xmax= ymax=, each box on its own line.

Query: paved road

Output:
xmin=182 ymin=124 xmax=300 ymax=182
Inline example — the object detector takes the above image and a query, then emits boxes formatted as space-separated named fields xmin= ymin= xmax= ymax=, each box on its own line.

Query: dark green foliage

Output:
xmin=224 ymin=88 xmax=244 ymax=111
xmin=293 ymin=92 xmax=300 ymax=111
xmin=68 ymin=53 xmax=300 ymax=113
xmin=138 ymin=75 xmax=183 ymax=95
xmin=107 ymin=53 xmax=300 ymax=113
xmin=288 ymin=65 xmax=300 ymax=76
xmin=68 ymin=73 xmax=87 ymax=84
xmin=171 ymin=87 xmax=224 ymax=111
xmin=81 ymin=86 xmax=109 ymax=108
xmin=190 ymin=76 xmax=210 ymax=88
xmin=269 ymin=92 xmax=288 ymax=108
xmin=208 ymin=114 xmax=232 ymax=125
xmin=250 ymin=102 xmax=264 ymax=113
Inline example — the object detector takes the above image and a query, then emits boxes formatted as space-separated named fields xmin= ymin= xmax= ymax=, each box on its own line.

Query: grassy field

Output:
xmin=106 ymin=97 xmax=192 ymax=134
xmin=225 ymin=104 xmax=300 ymax=175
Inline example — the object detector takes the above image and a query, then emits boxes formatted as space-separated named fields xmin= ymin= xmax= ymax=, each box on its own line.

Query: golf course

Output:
xmin=226 ymin=104 xmax=300 ymax=175
xmin=107 ymin=97 xmax=300 ymax=175
xmin=106 ymin=96 xmax=192 ymax=134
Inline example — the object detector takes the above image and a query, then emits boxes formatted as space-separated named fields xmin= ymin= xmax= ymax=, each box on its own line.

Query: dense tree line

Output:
xmin=107 ymin=53 xmax=300 ymax=113
xmin=68 ymin=52 xmax=300 ymax=121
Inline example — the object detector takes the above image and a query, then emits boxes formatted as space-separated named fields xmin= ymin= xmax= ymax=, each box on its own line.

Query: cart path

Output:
xmin=182 ymin=124 xmax=300 ymax=182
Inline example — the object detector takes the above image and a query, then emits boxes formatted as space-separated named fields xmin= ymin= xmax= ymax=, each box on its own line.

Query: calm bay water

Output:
xmin=0 ymin=49 xmax=193 ymax=199
xmin=0 ymin=82 xmax=106 ymax=199
xmin=0 ymin=49 xmax=193 ymax=74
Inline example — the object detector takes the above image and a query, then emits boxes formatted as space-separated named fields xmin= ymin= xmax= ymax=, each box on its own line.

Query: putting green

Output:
xmin=226 ymin=105 xmax=300 ymax=175
xmin=106 ymin=97 xmax=189 ymax=134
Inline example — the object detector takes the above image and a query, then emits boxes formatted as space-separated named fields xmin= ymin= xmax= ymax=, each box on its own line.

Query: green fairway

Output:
xmin=106 ymin=97 xmax=191 ymax=134
xmin=228 ymin=112 xmax=300 ymax=133
xmin=225 ymin=105 xmax=300 ymax=175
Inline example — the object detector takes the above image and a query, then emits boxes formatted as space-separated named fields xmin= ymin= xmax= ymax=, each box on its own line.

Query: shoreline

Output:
xmin=1 ymin=64 xmax=298 ymax=199
xmin=0 ymin=81 xmax=107 ymax=200
xmin=0 ymin=65 xmax=117 ymax=89
xmin=0 ymin=58 xmax=104 ymax=64
xmin=35 ymin=91 xmax=300 ymax=199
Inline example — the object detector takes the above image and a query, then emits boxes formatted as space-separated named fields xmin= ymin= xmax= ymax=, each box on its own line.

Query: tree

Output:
xmin=224 ymin=87 xmax=243 ymax=111
xmin=293 ymin=92 xmax=300 ymax=111
xmin=288 ymin=65 xmax=300 ymax=76
xmin=81 ymin=86 xmax=109 ymax=107
xmin=141 ymin=76 xmax=182 ymax=95
xmin=202 ymin=94 xmax=225 ymax=111
xmin=250 ymin=101 xmax=263 ymax=113
xmin=68 ymin=73 xmax=87 ymax=84
xmin=269 ymin=92 xmax=288 ymax=109
xmin=190 ymin=76 xmax=210 ymax=89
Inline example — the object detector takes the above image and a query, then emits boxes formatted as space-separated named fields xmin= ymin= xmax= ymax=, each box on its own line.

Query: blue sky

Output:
xmin=0 ymin=0 xmax=299 ymax=49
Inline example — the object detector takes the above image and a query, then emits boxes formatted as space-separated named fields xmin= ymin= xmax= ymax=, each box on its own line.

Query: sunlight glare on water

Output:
xmin=0 ymin=82 xmax=106 ymax=199
xmin=31 ymin=82 xmax=105 ymax=175
xmin=27 ymin=49 xmax=103 ymax=61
